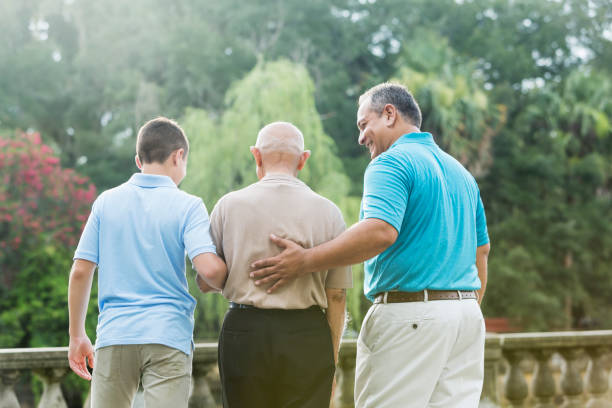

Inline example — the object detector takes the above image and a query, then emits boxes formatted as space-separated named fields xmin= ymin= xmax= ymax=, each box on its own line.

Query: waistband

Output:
xmin=229 ymin=302 xmax=323 ymax=313
xmin=374 ymin=290 xmax=478 ymax=304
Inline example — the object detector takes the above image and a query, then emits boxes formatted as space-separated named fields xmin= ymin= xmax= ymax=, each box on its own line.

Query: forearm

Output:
xmin=325 ymin=289 xmax=346 ymax=364
xmin=198 ymin=265 xmax=227 ymax=290
xmin=68 ymin=261 xmax=95 ymax=337
xmin=476 ymin=243 xmax=490 ymax=304
xmin=306 ymin=219 xmax=396 ymax=273
xmin=193 ymin=252 xmax=228 ymax=290
xmin=196 ymin=273 xmax=220 ymax=293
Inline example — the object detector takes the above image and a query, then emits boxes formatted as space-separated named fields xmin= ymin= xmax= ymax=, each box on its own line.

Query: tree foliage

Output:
xmin=1 ymin=0 xmax=611 ymax=341
xmin=0 ymin=132 xmax=98 ymax=348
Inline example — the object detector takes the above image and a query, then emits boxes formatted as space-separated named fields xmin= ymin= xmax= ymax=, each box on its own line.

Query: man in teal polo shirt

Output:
xmin=251 ymin=83 xmax=490 ymax=407
xmin=67 ymin=117 xmax=227 ymax=408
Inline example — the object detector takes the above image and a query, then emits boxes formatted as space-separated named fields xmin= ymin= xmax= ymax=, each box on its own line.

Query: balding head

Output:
xmin=250 ymin=122 xmax=311 ymax=178
xmin=255 ymin=122 xmax=305 ymax=155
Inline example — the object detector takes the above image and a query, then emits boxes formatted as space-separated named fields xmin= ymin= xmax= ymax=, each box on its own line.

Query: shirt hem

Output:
xmin=73 ymin=253 xmax=98 ymax=264
xmin=188 ymin=246 xmax=218 ymax=261
xmin=362 ymin=214 xmax=401 ymax=234
xmin=94 ymin=338 xmax=192 ymax=355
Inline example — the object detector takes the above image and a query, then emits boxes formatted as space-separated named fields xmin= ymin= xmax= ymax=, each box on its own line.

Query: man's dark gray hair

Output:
xmin=136 ymin=117 xmax=189 ymax=164
xmin=358 ymin=82 xmax=422 ymax=128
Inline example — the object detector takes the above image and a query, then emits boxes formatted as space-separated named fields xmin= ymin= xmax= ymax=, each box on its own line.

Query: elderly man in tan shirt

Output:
xmin=198 ymin=122 xmax=352 ymax=408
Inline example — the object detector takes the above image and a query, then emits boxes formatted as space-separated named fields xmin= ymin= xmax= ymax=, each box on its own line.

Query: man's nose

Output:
xmin=358 ymin=132 xmax=365 ymax=145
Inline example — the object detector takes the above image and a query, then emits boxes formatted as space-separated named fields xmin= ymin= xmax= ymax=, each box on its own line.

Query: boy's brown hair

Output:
xmin=136 ymin=117 xmax=189 ymax=164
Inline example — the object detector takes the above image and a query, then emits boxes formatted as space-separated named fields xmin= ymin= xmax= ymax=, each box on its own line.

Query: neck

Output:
xmin=390 ymin=124 xmax=421 ymax=144
xmin=259 ymin=165 xmax=298 ymax=179
xmin=140 ymin=164 xmax=179 ymax=185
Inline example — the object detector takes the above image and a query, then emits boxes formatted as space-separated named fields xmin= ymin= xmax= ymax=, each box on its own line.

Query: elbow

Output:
xmin=201 ymin=268 xmax=223 ymax=287
xmin=477 ymin=243 xmax=491 ymax=258
xmin=69 ymin=260 xmax=95 ymax=282
xmin=377 ymin=226 xmax=398 ymax=251
xmin=327 ymin=289 xmax=346 ymax=304
xmin=329 ymin=289 xmax=346 ymax=303
xmin=203 ymin=262 xmax=227 ymax=289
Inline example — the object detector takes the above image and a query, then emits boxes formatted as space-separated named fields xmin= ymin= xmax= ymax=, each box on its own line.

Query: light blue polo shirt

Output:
xmin=360 ymin=132 xmax=489 ymax=301
xmin=74 ymin=173 xmax=216 ymax=354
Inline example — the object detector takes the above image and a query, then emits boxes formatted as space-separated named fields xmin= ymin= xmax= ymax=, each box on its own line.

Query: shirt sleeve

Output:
xmin=74 ymin=197 xmax=101 ymax=264
xmin=325 ymin=207 xmax=353 ymax=289
xmin=476 ymin=194 xmax=490 ymax=246
xmin=183 ymin=199 xmax=217 ymax=261
xmin=361 ymin=155 xmax=411 ymax=233
xmin=209 ymin=199 xmax=224 ymax=260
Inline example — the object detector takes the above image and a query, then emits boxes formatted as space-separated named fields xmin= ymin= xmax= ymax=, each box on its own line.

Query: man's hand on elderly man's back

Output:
xmin=250 ymin=234 xmax=312 ymax=293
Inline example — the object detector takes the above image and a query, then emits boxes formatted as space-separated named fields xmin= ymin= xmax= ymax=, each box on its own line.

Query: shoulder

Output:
xmin=91 ymin=183 xmax=127 ymax=208
xmin=369 ymin=146 xmax=415 ymax=172
xmin=303 ymin=189 xmax=345 ymax=223
xmin=365 ymin=149 xmax=414 ymax=185
xmin=210 ymin=183 xmax=260 ymax=216
xmin=215 ymin=184 xmax=255 ymax=207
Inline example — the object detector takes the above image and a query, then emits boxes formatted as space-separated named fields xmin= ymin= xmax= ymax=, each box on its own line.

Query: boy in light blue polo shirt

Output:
xmin=67 ymin=117 xmax=227 ymax=408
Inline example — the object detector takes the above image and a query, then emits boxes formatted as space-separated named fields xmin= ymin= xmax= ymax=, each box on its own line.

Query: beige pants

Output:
xmin=355 ymin=298 xmax=485 ymax=408
xmin=91 ymin=344 xmax=192 ymax=408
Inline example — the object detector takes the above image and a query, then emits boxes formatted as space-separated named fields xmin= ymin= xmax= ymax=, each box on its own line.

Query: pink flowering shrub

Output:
xmin=0 ymin=132 xmax=96 ymax=288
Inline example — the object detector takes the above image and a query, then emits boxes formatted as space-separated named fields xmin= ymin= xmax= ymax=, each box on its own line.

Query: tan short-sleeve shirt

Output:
xmin=210 ymin=174 xmax=352 ymax=309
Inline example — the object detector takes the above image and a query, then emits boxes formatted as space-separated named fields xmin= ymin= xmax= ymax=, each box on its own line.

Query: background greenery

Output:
xmin=1 ymin=0 xmax=611 ymax=355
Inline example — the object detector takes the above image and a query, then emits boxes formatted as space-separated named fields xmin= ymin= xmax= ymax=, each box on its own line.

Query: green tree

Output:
xmin=392 ymin=32 xmax=506 ymax=177
xmin=481 ymin=69 xmax=612 ymax=329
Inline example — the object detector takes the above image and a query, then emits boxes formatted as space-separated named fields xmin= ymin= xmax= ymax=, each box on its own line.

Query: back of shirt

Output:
xmin=360 ymin=133 xmax=489 ymax=300
xmin=210 ymin=174 xmax=352 ymax=309
xmin=74 ymin=173 xmax=216 ymax=354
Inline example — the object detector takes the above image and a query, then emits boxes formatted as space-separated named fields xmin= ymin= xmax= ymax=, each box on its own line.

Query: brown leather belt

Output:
xmin=374 ymin=290 xmax=477 ymax=304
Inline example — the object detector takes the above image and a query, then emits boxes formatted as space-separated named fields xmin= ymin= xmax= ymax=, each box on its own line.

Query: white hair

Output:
xmin=255 ymin=122 xmax=305 ymax=155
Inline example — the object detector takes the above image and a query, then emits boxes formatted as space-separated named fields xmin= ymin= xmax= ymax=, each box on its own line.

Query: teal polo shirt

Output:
xmin=360 ymin=132 xmax=489 ymax=301
xmin=74 ymin=173 xmax=216 ymax=354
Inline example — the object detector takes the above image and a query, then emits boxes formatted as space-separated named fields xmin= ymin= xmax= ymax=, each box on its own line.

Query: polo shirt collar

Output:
xmin=390 ymin=132 xmax=435 ymax=149
xmin=128 ymin=173 xmax=177 ymax=188
xmin=260 ymin=173 xmax=306 ymax=187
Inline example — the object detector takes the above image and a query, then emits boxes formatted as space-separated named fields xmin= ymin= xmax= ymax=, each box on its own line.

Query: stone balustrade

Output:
xmin=484 ymin=331 xmax=612 ymax=407
xmin=1 ymin=331 xmax=611 ymax=407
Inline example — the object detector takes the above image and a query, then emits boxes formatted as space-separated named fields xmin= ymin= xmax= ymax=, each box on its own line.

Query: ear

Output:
xmin=171 ymin=148 xmax=185 ymax=166
xmin=383 ymin=104 xmax=398 ymax=127
xmin=297 ymin=150 xmax=311 ymax=171
xmin=135 ymin=155 xmax=143 ymax=170
xmin=250 ymin=146 xmax=263 ymax=167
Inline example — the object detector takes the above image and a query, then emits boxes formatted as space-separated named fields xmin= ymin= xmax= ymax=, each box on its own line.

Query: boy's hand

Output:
xmin=68 ymin=335 xmax=94 ymax=380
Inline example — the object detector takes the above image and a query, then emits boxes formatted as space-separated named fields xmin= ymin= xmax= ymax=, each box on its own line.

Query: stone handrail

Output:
xmin=1 ymin=331 xmax=612 ymax=407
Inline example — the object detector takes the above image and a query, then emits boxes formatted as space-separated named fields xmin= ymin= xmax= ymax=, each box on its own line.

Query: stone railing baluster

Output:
xmin=532 ymin=349 xmax=556 ymax=408
xmin=188 ymin=343 xmax=218 ymax=408
xmin=188 ymin=362 xmax=216 ymax=408
xmin=480 ymin=335 xmax=502 ymax=407
xmin=0 ymin=370 xmax=21 ymax=408
xmin=503 ymin=349 xmax=529 ymax=407
xmin=560 ymin=348 xmax=585 ymax=408
xmin=334 ymin=339 xmax=356 ymax=408
xmin=585 ymin=346 xmax=611 ymax=408
xmin=34 ymin=367 xmax=70 ymax=408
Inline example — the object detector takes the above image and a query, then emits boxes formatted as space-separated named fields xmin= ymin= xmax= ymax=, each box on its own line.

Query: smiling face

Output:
xmin=357 ymin=99 xmax=395 ymax=159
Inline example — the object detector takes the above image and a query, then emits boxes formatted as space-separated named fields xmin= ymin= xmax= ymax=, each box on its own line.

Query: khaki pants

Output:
xmin=91 ymin=344 xmax=192 ymax=408
xmin=355 ymin=299 xmax=485 ymax=408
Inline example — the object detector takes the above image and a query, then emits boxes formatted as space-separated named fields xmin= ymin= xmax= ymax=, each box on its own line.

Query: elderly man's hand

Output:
xmin=250 ymin=234 xmax=310 ymax=293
